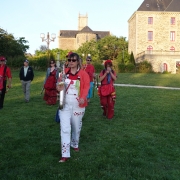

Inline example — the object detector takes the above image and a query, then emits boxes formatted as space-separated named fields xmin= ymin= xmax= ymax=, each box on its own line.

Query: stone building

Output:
xmin=58 ymin=14 xmax=110 ymax=51
xmin=128 ymin=0 xmax=180 ymax=73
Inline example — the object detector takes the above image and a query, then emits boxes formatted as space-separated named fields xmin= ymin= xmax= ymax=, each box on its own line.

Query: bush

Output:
xmin=136 ymin=61 xmax=153 ymax=73
xmin=118 ymin=63 xmax=136 ymax=73
xmin=93 ymin=62 xmax=104 ymax=73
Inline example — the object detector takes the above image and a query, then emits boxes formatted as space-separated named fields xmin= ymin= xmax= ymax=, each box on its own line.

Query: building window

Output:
xmin=170 ymin=46 xmax=175 ymax=51
xmin=170 ymin=31 xmax=175 ymax=41
xmin=148 ymin=17 xmax=153 ymax=24
xmin=170 ymin=17 xmax=175 ymax=25
xmin=86 ymin=35 xmax=88 ymax=41
xmin=148 ymin=31 xmax=153 ymax=41
xmin=147 ymin=45 xmax=153 ymax=54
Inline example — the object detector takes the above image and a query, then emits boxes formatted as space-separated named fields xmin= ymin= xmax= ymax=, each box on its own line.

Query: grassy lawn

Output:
xmin=0 ymin=71 xmax=180 ymax=180
xmin=116 ymin=73 xmax=180 ymax=88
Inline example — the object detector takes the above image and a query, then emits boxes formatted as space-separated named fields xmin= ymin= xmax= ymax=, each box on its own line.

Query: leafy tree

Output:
xmin=0 ymin=28 xmax=29 ymax=57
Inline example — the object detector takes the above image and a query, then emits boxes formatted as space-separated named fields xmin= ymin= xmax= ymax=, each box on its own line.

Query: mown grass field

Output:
xmin=0 ymin=71 xmax=180 ymax=180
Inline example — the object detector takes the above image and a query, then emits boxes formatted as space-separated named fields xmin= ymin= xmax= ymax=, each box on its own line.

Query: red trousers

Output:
xmin=100 ymin=95 xmax=115 ymax=119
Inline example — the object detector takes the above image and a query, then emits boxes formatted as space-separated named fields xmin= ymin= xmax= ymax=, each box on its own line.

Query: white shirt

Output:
xmin=24 ymin=66 xmax=29 ymax=77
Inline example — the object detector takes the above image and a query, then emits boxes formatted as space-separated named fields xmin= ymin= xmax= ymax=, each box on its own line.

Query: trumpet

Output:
xmin=58 ymin=62 xmax=66 ymax=110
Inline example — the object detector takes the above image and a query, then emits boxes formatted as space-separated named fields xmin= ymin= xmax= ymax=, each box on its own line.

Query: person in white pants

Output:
xmin=57 ymin=53 xmax=90 ymax=163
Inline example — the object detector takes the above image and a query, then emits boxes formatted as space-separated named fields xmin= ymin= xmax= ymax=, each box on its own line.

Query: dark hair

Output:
xmin=68 ymin=53 xmax=81 ymax=68
xmin=49 ymin=59 xmax=56 ymax=67
xmin=69 ymin=53 xmax=80 ymax=61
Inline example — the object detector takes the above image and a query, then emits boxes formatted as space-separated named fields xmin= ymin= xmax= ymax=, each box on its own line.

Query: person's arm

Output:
xmin=7 ymin=78 xmax=12 ymax=88
xmin=110 ymin=71 xmax=117 ymax=81
xmin=31 ymin=67 xmax=34 ymax=81
xmin=99 ymin=71 xmax=108 ymax=82
xmin=79 ymin=71 xmax=90 ymax=104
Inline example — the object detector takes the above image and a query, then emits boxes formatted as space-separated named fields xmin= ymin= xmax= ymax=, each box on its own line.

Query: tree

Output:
xmin=0 ymin=28 xmax=29 ymax=57
xmin=130 ymin=51 xmax=136 ymax=65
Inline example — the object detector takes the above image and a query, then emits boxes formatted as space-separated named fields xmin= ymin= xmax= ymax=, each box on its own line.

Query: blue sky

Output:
xmin=0 ymin=0 xmax=143 ymax=54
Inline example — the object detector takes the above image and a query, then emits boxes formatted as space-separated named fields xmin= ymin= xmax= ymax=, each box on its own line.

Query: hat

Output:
xmin=0 ymin=56 xmax=6 ymax=61
xmin=66 ymin=51 xmax=73 ymax=58
xmin=24 ymin=59 xmax=29 ymax=63
xmin=104 ymin=60 xmax=112 ymax=67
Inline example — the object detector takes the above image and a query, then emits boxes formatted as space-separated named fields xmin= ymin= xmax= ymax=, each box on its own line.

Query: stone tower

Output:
xmin=78 ymin=13 xmax=88 ymax=30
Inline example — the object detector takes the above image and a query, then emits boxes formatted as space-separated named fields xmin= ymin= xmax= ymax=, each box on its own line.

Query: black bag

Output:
xmin=55 ymin=109 xmax=60 ymax=123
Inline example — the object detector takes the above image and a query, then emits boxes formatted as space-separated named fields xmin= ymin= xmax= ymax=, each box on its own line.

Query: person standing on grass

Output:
xmin=0 ymin=56 xmax=12 ymax=110
xmin=43 ymin=59 xmax=59 ymax=105
xmin=83 ymin=56 xmax=95 ymax=103
xmin=99 ymin=60 xmax=117 ymax=119
xmin=19 ymin=59 xmax=34 ymax=103
xmin=56 ymin=53 xmax=90 ymax=162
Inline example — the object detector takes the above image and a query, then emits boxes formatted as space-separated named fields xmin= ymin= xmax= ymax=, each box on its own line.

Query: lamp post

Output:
xmin=40 ymin=32 xmax=56 ymax=66
xmin=56 ymin=52 xmax=60 ymax=69
xmin=82 ymin=53 xmax=85 ymax=63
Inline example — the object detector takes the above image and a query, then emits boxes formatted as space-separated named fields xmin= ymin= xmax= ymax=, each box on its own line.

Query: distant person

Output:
xmin=56 ymin=53 xmax=90 ymax=162
xmin=43 ymin=59 xmax=59 ymax=105
xmin=0 ymin=56 xmax=12 ymax=110
xmin=83 ymin=56 xmax=95 ymax=103
xmin=19 ymin=59 xmax=34 ymax=102
xmin=99 ymin=60 xmax=117 ymax=119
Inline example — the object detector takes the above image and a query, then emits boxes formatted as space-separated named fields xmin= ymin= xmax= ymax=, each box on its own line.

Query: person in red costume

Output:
xmin=99 ymin=60 xmax=117 ymax=119
xmin=0 ymin=56 xmax=12 ymax=110
xmin=43 ymin=59 xmax=59 ymax=105
xmin=56 ymin=53 xmax=90 ymax=162
xmin=83 ymin=56 xmax=95 ymax=103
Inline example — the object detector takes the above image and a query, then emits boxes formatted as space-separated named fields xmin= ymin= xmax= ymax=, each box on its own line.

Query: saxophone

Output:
xmin=58 ymin=62 xmax=66 ymax=110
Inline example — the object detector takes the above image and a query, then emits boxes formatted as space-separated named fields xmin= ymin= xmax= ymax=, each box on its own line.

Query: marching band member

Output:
xmin=83 ymin=56 xmax=95 ymax=103
xmin=99 ymin=60 xmax=117 ymax=119
xmin=56 ymin=53 xmax=90 ymax=162
xmin=43 ymin=59 xmax=59 ymax=105
xmin=0 ymin=56 xmax=12 ymax=110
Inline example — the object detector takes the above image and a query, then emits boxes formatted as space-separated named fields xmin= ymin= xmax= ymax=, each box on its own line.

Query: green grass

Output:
xmin=116 ymin=73 xmax=180 ymax=87
xmin=0 ymin=71 xmax=180 ymax=180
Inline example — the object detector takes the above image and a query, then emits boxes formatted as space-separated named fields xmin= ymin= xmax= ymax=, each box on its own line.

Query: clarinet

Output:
xmin=58 ymin=62 xmax=66 ymax=110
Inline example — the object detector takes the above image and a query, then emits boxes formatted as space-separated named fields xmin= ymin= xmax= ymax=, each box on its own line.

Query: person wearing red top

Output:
xmin=99 ymin=60 xmax=117 ymax=119
xmin=0 ymin=56 xmax=12 ymax=110
xmin=83 ymin=56 xmax=95 ymax=103
xmin=56 ymin=53 xmax=90 ymax=162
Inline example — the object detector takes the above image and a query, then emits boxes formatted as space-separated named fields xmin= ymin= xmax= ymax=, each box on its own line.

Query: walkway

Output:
xmin=114 ymin=84 xmax=180 ymax=90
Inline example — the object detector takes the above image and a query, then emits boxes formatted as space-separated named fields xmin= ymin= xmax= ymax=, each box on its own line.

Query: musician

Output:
xmin=65 ymin=51 xmax=73 ymax=68
xmin=43 ymin=60 xmax=59 ymax=105
xmin=56 ymin=53 xmax=90 ymax=162
xmin=99 ymin=60 xmax=117 ymax=119
xmin=0 ymin=56 xmax=12 ymax=110
xmin=83 ymin=56 xmax=95 ymax=103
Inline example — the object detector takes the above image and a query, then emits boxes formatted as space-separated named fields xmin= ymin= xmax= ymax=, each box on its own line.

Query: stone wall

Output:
xmin=76 ymin=33 xmax=96 ymax=49
xmin=128 ymin=11 xmax=180 ymax=73
xmin=58 ymin=38 xmax=76 ymax=50
xmin=136 ymin=54 xmax=180 ymax=74
xmin=128 ymin=12 xmax=136 ymax=55
xmin=128 ymin=11 xmax=180 ymax=57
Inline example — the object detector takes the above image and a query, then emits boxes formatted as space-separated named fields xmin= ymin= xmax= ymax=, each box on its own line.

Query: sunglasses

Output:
xmin=86 ymin=60 xmax=91 ymax=61
xmin=50 ymin=62 xmax=54 ymax=64
xmin=68 ymin=59 xmax=77 ymax=62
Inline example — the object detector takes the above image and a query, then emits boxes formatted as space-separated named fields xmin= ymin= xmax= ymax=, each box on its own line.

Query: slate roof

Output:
xmin=137 ymin=0 xmax=180 ymax=11
xmin=59 ymin=26 xmax=110 ymax=38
